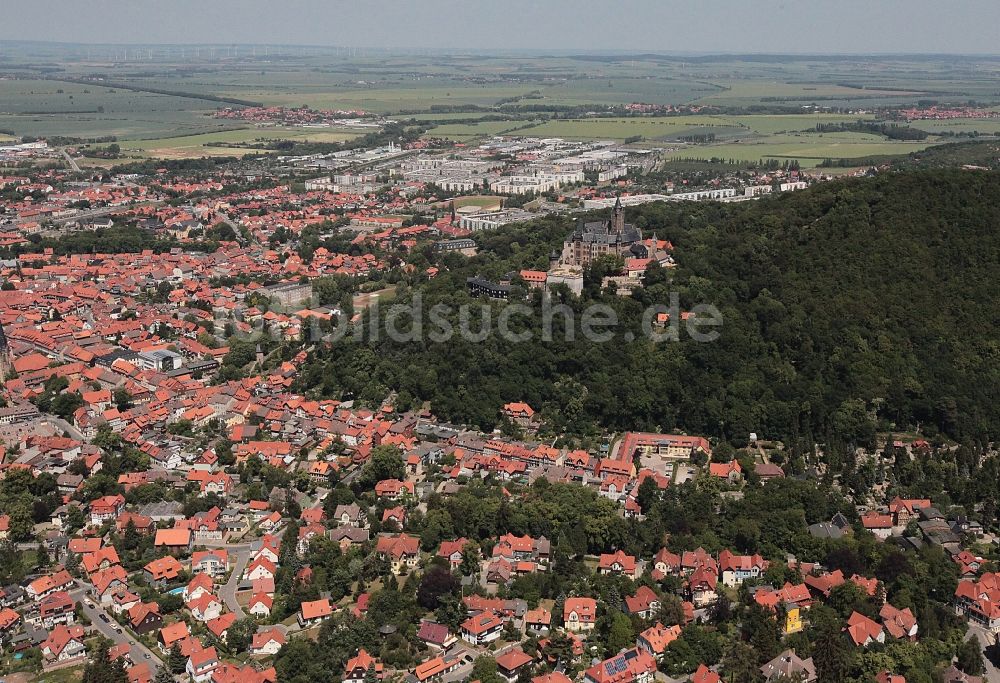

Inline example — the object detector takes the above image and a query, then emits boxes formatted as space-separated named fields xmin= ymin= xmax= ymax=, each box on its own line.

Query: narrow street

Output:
xmin=72 ymin=585 xmax=163 ymax=670
xmin=219 ymin=546 xmax=252 ymax=619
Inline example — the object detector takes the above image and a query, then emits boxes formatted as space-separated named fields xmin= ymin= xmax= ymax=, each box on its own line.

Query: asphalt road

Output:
xmin=61 ymin=149 xmax=81 ymax=173
xmin=73 ymin=586 xmax=163 ymax=670
xmin=966 ymin=625 xmax=1000 ymax=682
xmin=44 ymin=416 xmax=86 ymax=441
xmin=219 ymin=546 xmax=252 ymax=619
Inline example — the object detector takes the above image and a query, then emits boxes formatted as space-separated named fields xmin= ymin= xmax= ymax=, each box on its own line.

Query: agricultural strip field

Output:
xmin=0 ymin=78 xmax=238 ymax=139
xmin=111 ymin=127 xmax=362 ymax=160
xmin=907 ymin=118 xmax=1000 ymax=134
xmin=692 ymin=80 xmax=925 ymax=106
xmin=428 ymin=114 xmax=881 ymax=142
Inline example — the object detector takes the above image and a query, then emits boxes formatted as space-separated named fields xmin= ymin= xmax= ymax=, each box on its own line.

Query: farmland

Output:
xmin=440 ymin=113 xmax=882 ymax=142
xmin=0 ymin=49 xmax=997 ymax=165
xmin=113 ymin=127 xmax=362 ymax=159
xmin=661 ymin=136 xmax=936 ymax=168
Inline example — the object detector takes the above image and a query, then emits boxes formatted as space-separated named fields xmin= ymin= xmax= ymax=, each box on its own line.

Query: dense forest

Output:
xmin=293 ymin=170 xmax=1000 ymax=451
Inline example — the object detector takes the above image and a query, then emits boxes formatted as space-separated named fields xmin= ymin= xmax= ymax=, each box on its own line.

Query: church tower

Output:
xmin=611 ymin=196 xmax=625 ymax=234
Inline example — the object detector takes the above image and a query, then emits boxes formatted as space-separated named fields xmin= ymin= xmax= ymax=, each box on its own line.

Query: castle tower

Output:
xmin=611 ymin=195 xmax=625 ymax=234
xmin=0 ymin=321 xmax=11 ymax=381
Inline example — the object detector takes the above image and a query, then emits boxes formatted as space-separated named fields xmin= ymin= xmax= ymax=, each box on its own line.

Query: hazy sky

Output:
xmin=3 ymin=0 xmax=999 ymax=54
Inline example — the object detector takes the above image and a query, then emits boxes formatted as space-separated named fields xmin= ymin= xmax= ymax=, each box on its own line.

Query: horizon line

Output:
xmin=2 ymin=39 xmax=1000 ymax=59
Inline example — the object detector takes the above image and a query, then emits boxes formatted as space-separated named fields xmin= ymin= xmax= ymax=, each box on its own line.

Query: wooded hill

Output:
xmin=294 ymin=169 xmax=1000 ymax=452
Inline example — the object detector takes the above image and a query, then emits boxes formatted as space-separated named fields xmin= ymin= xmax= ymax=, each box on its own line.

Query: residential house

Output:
xmin=889 ymin=497 xmax=931 ymax=527
xmin=298 ymin=598 xmax=334 ymax=628
xmin=624 ymin=586 xmax=660 ymax=619
xmin=598 ymin=550 xmax=639 ymax=579
xmin=248 ymin=593 xmax=273 ymax=618
xmin=954 ymin=572 xmax=1000 ymax=633
xmin=880 ymin=604 xmax=918 ymax=640
xmin=144 ymin=556 xmax=183 ymax=588
xmin=692 ymin=665 xmax=722 ymax=683
xmin=719 ymin=550 xmax=766 ymax=587
xmin=524 ymin=608 xmax=551 ymax=635
xmin=41 ymin=624 xmax=87 ymax=663
xmin=564 ymin=597 xmax=597 ymax=632
xmin=651 ymin=548 xmax=681 ymax=580
xmin=846 ymin=611 xmax=885 ymax=647
xmin=158 ymin=621 xmax=190 ymax=652
xmin=417 ymin=620 xmax=456 ymax=650
xmin=184 ymin=573 xmax=215 ymax=603
xmin=154 ymin=528 xmax=193 ymax=555
xmin=333 ymin=503 xmax=365 ymax=527
xmin=583 ymin=648 xmax=657 ymax=683
xmin=461 ymin=611 xmax=504 ymax=645
xmin=708 ymin=460 xmax=742 ymax=483
xmin=39 ymin=591 xmax=76 ymax=628
xmin=89 ymin=494 xmax=126 ymax=526
xmin=206 ymin=614 xmax=237 ymax=642
xmin=343 ymin=649 xmax=384 ymax=683
xmin=438 ymin=538 xmax=470 ymax=571
xmin=250 ymin=628 xmax=286 ymax=656
xmin=759 ymin=650 xmax=816 ymax=682
xmin=188 ymin=593 xmax=224 ymax=623
xmin=191 ymin=550 xmax=229 ymax=577
xmin=496 ymin=648 xmax=534 ymax=683
xmin=502 ymin=402 xmax=535 ymax=427
xmin=128 ymin=602 xmax=163 ymax=635
xmin=636 ymin=622 xmax=681 ymax=656
xmin=375 ymin=534 xmax=420 ymax=574
xmin=413 ymin=656 xmax=461 ymax=683
xmin=187 ymin=646 xmax=221 ymax=683
xmin=862 ymin=513 xmax=894 ymax=540
xmin=374 ymin=479 xmax=414 ymax=501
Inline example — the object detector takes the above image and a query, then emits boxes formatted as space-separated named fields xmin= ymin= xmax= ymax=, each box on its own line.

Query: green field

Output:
xmin=431 ymin=114 xmax=883 ymax=142
xmin=427 ymin=120 xmax=542 ymax=139
xmin=663 ymin=138 xmax=936 ymax=168
xmin=112 ymin=127 xmax=362 ymax=159
xmin=0 ymin=51 xmax=996 ymax=161
xmin=908 ymin=118 xmax=1000 ymax=134
xmin=0 ymin=78 xmax=234 ymax=140
xmin=694 ymin=80 xmax=924 ymax=106
xmin=453 ymin=195 xmax=503 ymax=211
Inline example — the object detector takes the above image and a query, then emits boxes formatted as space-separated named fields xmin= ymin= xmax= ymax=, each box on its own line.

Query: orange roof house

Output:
xmin=846 ymin=611 xmax=885 ymax=647
xmin=298 ymin=598 xmax=334 ymax=626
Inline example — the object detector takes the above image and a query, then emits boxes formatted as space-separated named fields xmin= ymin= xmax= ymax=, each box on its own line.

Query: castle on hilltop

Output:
xmin=560 ymin=197 xmax=645 ymax=267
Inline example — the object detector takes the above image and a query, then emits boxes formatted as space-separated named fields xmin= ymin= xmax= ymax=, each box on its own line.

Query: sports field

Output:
xmin=452 ymin=196 xmax=503 ymax=211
